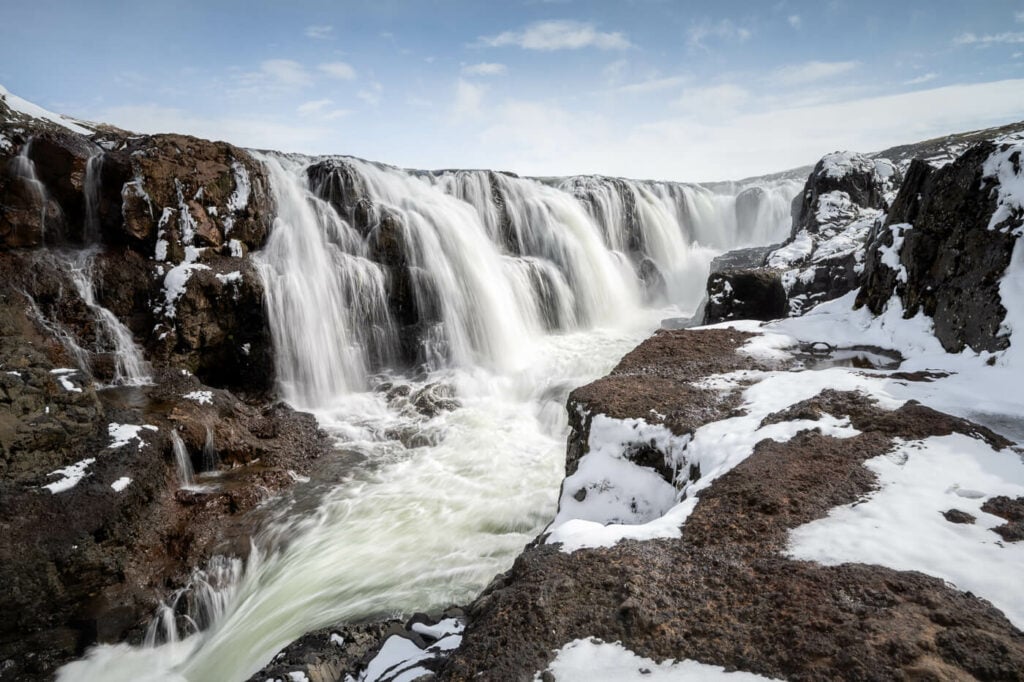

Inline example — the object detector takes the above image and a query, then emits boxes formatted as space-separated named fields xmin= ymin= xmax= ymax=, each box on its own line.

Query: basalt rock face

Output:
xmin=704 ymin=151 xmax=897 ymax=324
xmin=704 ymin=269 xmax=788 ymax=324
xmin=0 ymin=93 xmax=337 ymax=680
xmin=857 ymin=141 xmax=1023 ymax=353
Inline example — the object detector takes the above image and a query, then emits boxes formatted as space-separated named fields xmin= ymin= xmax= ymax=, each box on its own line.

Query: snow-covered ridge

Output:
xmin=0 ymin=83 xmax=94 ymax=135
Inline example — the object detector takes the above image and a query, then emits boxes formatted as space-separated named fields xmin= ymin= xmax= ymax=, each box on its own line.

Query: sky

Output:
xmin=1 ymin=0 xmax=1023 ymax=182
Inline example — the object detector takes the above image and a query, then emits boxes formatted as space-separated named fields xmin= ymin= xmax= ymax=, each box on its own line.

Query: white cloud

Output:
xmin=319 ymin=62 xmax=357 ymax=80
xmin=602 ymin=59 xmax=629 ymax=85
xmin=771 ymin=60 xmax=859 ymax=86
xmin=91 ymin=104 xmax=336 ymax=153
xmin=238 ymin=59 xmax=313 ymax=91
xmin=1016 ymin=11 xmax=1024 ymax=22
xmin=448 ymin=79 xmax=1024 ymax=182
xmin=954 ymin=31 xmax=1024 ymax=45
xmin=904 ymin=72 xmax=938 ymax=85
xmin=788 ymin=15 xmax=802 ymax=29
xmin=462 ymin=62 xmax=508 ymax=76
xmin=478 ymin=20 xmax=631 ymax=50
xmin=296 ymin=99 xmax=350 ymax=120
xmin=608 ymin=74 xmax=689 ymax=95
xmin=671 ymin=83 xmax=751 ymax=118
xmin=451 ymin=79 xmax=487 ymax=121
xmin=687 ymin=19 xmax=752 ymax=50
xmin=357 ymin=82 xmax=383 ymax=106
xmin=305 ymin=25 xmax=333 ymax=40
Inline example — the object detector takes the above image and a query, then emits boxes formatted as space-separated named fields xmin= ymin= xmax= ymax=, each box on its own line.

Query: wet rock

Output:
xmin=703 ymin=269 xmax=788 ymax=324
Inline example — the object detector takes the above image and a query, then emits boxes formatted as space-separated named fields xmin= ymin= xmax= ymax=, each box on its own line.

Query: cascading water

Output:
xmin=10 ymin=138 xmax=48 ymax=236
xmin=54 ymin=249 xmax=152 ymax=386
xmin=171 ymin=430 xmax=196 ymax=489
xmin=59 ymin=155 xmax=800 ymax=682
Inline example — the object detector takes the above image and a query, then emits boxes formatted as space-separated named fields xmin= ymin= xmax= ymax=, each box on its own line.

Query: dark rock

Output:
xmin=982 ymin=496 xmax=1024 ymax=542
xmin=942 ymin=509 xmax=976 ymax=525
xmin=857 ymin=142 xmax=1020 ymax=353
xmin=703 ymin=269 xmax=788 ymax=324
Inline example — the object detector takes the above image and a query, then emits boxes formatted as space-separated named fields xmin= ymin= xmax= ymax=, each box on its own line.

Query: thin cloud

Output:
xmin=788 ymin=15 xmax=802 ymax=29
xmin=688 ymin=19 xmax=752 ymax=50
xmin=671 ymin=83 xmax=751 ymax=118
xmin=904 ymin=72 xmax=938 ymax=85
xmin=462 ymin=62 xmax=508 ymax=76
xmin=237 ymin=59 xmax=313 ymax=91
xmin=451 ymin=79 xmax=487 ymax=121
xmin=296 ymin=99 xmax=350 ymax=120
xmin=319 ymin=62 xmax=357 ymax=80
xmin=357 ymin=82 xmax=383 ymax=106
xmin=771 ymin=60 xmax=859 ymax=86
xmin=477 ymin=20 xmax=631 ymax=51
xmin=954 ymin=31 xmax=1024 ymax=45
xmin=305 ymin=25 xmax=333 ymax=40
xmin=1017 ymin=11 xmax=1024 ymax=22
xmin=608 ymin=74 xmax=689 ymax=95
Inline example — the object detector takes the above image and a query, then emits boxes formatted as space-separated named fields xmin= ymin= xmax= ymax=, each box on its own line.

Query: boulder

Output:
xmin=703 ymin=269 xmax=788 ymax=324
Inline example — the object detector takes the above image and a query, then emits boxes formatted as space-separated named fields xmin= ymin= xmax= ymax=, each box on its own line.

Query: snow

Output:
xmin=766 ymin=230 xmax=813 ymax=269
xmin=50 ymin=368 xmax=83 ymax=393
xmin=877 ymin=223 xmax=909 ymax=283
xmin=287 ymin=673 xmax=309 ymax=682
xmin=108 ymin=423 xmax=158 ymax=449
xmin=227 ymin=161 xmax=251 ymax=214
xmin=162 ymin=262 xmax=210 ymax=317
xmin=787 ymin=433 xmax=1024 ymax=628
xmin=330 ymin=633 xmax=345 ymax=646
xmin=43 ymin=458 xmax=96 ymax=494
xmin=215 ymin=271 xmax=243 ymax=285
xmin=110 ymin=477 xmax=132 ymax=492
xmin=0 ymin=133 xmax=10 ymax=152
xmin=549 ymin=414 xmax=685 ymax=529
xmin=536 ymin=639 xmax=782 ymax=681
xmin=819 ymin=151 xmax=875 ymax=180
xmin=982 ymin=142 xmax=1024 ymax=234
xmin=358 ymin=620 xmax=464 ymax=682
xmin=0 ymin=84 xmax=94 ymax=135
xmin=228 ymin=239 xmax=244 ymax=258
xmin=546 ymin=371 xmax=862 ymax=553
xmin=183 ymin=390 xmax=213 ymax=405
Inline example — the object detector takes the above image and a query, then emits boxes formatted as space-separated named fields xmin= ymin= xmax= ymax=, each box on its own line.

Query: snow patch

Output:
xmin=110 ymin=477 xmax=132 ymax=492
xmin=982 ymin=142 xmax=1024 ymax=234
xmin=536 ymin=638 xmax=783 ymax=681
xmin=108 ymin=423 xmax=158 ymax=449
xmin=162 ymin=263 xmax=210 ymax=318
xmin=183 ymin=390 xmax=213 ymax=405
xmin=227 ymin=161 xmax=251 ymax=214
xmin=878 ymin=223 xmax=909 ymax=283
xmin=0 ymin=84 xmax=94 ymax=134
xmin=787 ymin=433 xmax=1024 ymax=629
xmin=44 ymin=458 xmax=96 ymax=494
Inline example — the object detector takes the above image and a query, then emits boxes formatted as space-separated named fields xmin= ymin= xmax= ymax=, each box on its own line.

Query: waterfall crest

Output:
xmin=256 ymin=153 xmax=799 ymax=409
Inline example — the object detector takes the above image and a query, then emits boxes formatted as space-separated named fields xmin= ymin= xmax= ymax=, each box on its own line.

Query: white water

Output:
xmin=60 ymin=156 xmax=799 ymax=681
xmin=57 ymin=249 xmax=152 ymax=386
xmin=171 ymin=430 xmax=197 ymax=489
xmin=10 ymin=139 xmax=48 ymax=237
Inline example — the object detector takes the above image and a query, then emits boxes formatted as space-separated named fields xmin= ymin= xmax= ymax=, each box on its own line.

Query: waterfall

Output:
xmin=60 ymin=155 xmax=801 ymax=682
xmin=10 ymin=139 xmax=48 ymax=237
xmin=58 ymin=249 xmax=152 ymax=386
xmin=171 ymin=430 xmax=196 ymax=488
xmin=84 ymin=152 xmax=103 ymax=243
xmin=202 ymin=427 xmax=218 ymax=472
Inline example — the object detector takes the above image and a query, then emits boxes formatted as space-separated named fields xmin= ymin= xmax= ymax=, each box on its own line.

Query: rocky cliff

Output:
xmin=0 ymin=89 xmax=336 ymax=680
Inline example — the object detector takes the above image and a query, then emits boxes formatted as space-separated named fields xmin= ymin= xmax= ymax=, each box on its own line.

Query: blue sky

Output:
xmin=2 ymin=0 xmax=1023 ymax=181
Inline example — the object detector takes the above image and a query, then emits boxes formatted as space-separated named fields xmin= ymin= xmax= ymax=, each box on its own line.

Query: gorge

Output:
xmin=1 ymin=83 xmax=1023 ymax=682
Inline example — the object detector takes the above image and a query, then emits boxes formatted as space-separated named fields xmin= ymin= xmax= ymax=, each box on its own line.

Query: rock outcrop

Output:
xmin=0 ymin=87 xmax=336 ymax=680
xmin=858 ymin=140 xmax=1023 ymax=353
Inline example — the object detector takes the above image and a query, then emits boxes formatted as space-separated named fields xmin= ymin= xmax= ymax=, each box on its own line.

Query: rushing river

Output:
xmin=58 ymin=154 xmax=799 ymax=681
